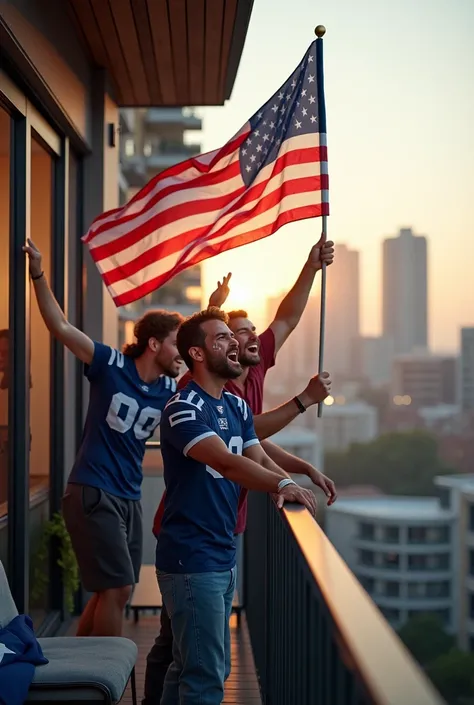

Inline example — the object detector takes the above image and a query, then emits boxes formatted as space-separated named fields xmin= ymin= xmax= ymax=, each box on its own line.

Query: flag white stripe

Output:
xmin=106 ymin=189 xmax=319 ymax=298
xmin=96 ymin=159 xmax=322 ymax=275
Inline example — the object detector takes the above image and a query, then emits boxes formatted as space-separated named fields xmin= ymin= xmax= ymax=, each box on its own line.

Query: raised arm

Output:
xmin=187 ymin=436 xmax=316 ymax=516
xmin=270 ymin=241 xmax=334 ymax=353
xmin=253 ymin=372 xmax=331 ymax=439
xmin=23 ymin=238 xmax=94 ymax=364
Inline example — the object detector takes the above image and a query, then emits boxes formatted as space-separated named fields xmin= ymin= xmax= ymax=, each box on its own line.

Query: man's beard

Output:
xmin=239 ymin=350 xmax=261 ymax=367
xmin=205 ymin=350 xmax=242 ymax=380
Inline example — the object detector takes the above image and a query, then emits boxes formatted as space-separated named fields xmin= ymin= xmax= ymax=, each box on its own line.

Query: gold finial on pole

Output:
xmin=314 ymin=25 xmax=326 ymax=38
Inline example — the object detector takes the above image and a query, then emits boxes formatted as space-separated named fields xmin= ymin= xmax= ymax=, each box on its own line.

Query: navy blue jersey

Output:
xmin=68 ymin=342 xmax=177 ymax=500
xmin=156 ymin=380 xmax=259 ymax=573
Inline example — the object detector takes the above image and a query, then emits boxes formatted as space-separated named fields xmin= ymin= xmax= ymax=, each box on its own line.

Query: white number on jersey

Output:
xmin=106 ymin=392 xmax=161 ymax=440
xmin=206 ymin=435 xmax=243 ymax=479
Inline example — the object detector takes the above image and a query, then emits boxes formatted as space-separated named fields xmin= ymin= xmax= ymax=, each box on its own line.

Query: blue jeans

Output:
xmin=157 ymin=567 xmax=236 ymax=705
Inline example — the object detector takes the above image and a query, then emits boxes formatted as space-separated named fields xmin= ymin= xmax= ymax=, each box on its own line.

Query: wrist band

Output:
xmin=277 ymin=478 xmax=296 ymax=492
xmin=293 ymin=395 xmax=306 ymax=414
xmin=31 ymin=271 xmax=44 ymax=281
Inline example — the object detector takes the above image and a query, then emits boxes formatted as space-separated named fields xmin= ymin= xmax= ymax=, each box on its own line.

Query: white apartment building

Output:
xmin=270 ymin=427 xmax=323 ymax=488
xmin=326 ymin=496 xmax=456 ymax=632
xmin=321 ymin=401 xmax=378 ymax=451
xmin=435 ymin=474 xmax=474 ymax=651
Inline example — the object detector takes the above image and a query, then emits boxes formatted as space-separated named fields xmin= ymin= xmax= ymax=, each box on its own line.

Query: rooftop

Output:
xmin=330 ymin=496 xmax=454 ymax=521
xmin=435 ymin=473 xmax=474 ymax=492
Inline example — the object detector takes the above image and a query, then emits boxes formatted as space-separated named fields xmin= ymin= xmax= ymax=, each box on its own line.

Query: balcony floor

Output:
xmin=69 ymin=612 xmax=261 ymax=704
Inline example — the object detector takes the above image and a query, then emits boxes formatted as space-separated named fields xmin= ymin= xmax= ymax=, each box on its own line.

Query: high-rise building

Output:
xmin=382 ymin=228 xmax=428 ymax=356
xmin=118 ymin=108 xmax=204 ymax=347
xmin=461 ymin=327 xmax=474 ymax=412
xmin=325 ymin=244 xmax=360 ymax=377
xmin=265 ymin=244 xmax=360 ymax=399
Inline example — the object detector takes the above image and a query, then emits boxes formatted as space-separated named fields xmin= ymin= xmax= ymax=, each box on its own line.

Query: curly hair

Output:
xmin=177 ymin=307 xmax=229 ymax=371
xmin=227 ymin=309 xmax=249 ymax=321
xmin=122 ymin=310 xmax=183 ymax=359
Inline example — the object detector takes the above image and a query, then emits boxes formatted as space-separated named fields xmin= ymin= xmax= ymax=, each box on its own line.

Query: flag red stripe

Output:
xmin=111 ymin=203 xmax=326 ymax=306
xmin=101 ymin=173 xmax=323 ymax=287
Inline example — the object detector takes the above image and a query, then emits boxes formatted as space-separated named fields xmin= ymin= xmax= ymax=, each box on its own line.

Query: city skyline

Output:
xmin=199 ymin=0 xmax=474 ymax=354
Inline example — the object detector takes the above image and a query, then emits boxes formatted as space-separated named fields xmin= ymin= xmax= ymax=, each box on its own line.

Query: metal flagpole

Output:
xmin=317 ymin=217 xmax=327 ymax=418
xmin=315 ymin=24 xmax=328 ymax=418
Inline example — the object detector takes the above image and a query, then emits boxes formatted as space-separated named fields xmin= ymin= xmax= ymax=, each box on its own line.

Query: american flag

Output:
xmin=83 ymin=40 xmax=329 ymax=307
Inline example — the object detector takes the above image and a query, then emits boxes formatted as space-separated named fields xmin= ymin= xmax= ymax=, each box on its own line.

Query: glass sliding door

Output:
xmin=1 ymin=65 xmax=83 ymax=631
xmin=28 ymin=132 xmax=55 ymax=628
xmin=0 ymin=104 xmax=11 ymax=575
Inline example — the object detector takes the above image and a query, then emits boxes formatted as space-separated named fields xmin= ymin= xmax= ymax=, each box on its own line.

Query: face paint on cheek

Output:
xmin=212 ymin=343 xmax=220 ymax=350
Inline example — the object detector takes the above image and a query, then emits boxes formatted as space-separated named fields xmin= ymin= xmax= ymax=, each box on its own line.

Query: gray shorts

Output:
xmin=62 ymin=483 xmax=142 ymax=593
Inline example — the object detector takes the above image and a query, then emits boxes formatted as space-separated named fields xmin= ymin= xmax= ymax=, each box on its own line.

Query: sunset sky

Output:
xmin=196 ymin=0 xmax=474 ymax=353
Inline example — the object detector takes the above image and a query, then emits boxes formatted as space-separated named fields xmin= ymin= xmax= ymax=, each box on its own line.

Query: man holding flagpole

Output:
xmin=143 ymin=239 xmax=336 ymax=705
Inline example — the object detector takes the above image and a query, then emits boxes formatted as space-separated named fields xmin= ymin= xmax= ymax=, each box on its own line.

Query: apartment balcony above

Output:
xmin=145 ymin=108 xmax=202 ymax=131
xmin=122 ymin=141 xmax=202 ymax=177
xmin=144 ymin=141 xmax=202 ymax=171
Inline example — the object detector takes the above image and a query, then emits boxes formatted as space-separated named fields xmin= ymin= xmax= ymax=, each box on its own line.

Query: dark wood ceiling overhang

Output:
xmin=68 ymin=0 xmax=254 ymax=107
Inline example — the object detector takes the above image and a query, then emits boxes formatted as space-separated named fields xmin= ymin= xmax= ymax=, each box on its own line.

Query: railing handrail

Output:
xmin=280 ymin=503 xmax=446 ymax=705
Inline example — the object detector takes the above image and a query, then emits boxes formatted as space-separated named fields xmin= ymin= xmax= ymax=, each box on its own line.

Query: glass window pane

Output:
xmin=29 ymin=134 xmax=53 ymax=627
xmin=0 ymin=105 xmax=11 ymax=574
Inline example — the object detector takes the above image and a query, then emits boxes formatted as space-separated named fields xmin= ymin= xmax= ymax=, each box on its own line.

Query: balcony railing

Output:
xmin=143 ymin=441 xmax=445 ymax=704
xmin=244 ymin=491 xmax=445 ymax=705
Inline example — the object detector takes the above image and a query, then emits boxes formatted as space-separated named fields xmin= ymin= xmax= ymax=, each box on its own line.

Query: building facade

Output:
xmin=435 ymin=475 xmax=474 ymax=651
xmin=0 ymin=0 xmax=252 ymax=634
xmin=326 ymin=497 xmax=456 ymax=632
xmin=461 ymin=327 xmax=474 ymax=412
xmin=391 ymin=353 xmax=458 ymax=407
xmin=382 ymin=228 xmax=428 ymax=356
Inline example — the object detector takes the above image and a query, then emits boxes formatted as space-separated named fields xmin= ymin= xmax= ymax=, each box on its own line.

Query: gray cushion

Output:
xmin=0 ymin=560 xmax=19 ymax=628
xmin=28 ymin=637 xmax=137 ymax=702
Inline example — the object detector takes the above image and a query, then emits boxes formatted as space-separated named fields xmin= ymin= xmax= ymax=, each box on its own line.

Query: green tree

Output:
xmin=325 ymin=430 xmax=455 ymax=495
xmin=427 ymin=650 xmax=474 ymax=704
xmin=398 ymin=614 xmax=455 ymax=666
